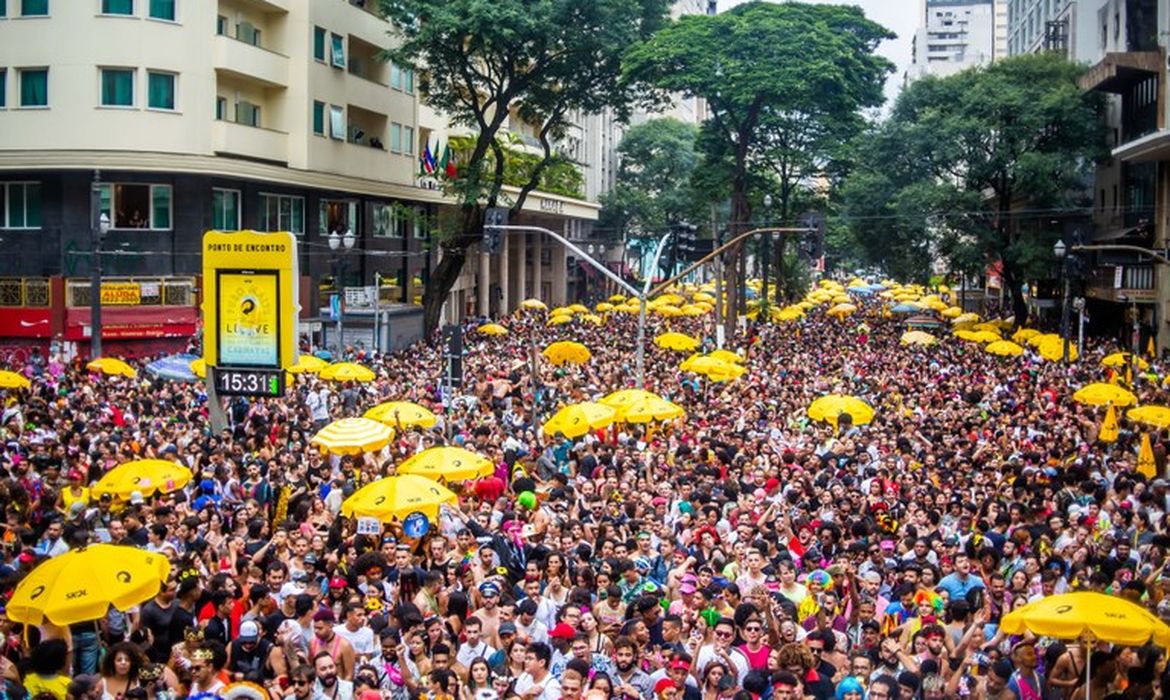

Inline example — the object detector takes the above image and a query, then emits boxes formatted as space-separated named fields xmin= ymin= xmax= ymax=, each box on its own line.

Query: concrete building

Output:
xmin=1006 ymin=0 xmax=1104 ymax=62
xmin=0 ymin=0 xmax=599 ymax=354
xmin=995 ymin=0 xmax=1010 ymax=57
xmin=908 ymin=0 xmax=997 ymax=81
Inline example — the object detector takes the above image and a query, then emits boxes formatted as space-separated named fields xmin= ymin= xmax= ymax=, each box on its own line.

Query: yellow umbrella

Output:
xmin=542 ymin=341 xmax=591 ymax=366
xmin=365 ymin=401 xmax=437 ymax=429
xmin=1072 ymin=383 xmax=1137 ymax=407
xmin=775 ymin=307 xmax=805 ymax=322
xmin=477 ymin=323 xmax=508 ymax=336
xmin=1037 ymin=336 xmax=1079 ymax=362
xmin=599 ymin=388 xmax=660 ymax=410
xmin=985 ymin=340 xmax=1025 ymax=357
xmin=1027 ymin=332 xmax=1060 ymax=348
xmin=568 ymin=303 xmax=590 ymax=314
xmin=581 ymin=314 xmax=604 ymax=325
xmin=1012 ymin=328 xmax=1041 ymax=343
xmin=548 ymin=314 xmax=573 ymax=325
xmin=189 ymin=358 xmax=207 ymax=379
xmin=550 ymin=306 xmax=573 ymax=317
xmin=87 ymin=357 xmax=137 ymax=378
xmin=320 ymin=362 xmax=376 ymax=383
xmin=1127 ymin=405 xmax=1170 ymax=429
xmin=1102 ymin=352 xmax=1149 ymax=370
xmin=596 ymin=302 xmax=615 ymax=313
xmin=655 ymin=293 xmax=685 ymax=305
xmin=615 ymin=395 xmax=686 ymax=423
xmin=0 ymin=370 xmax=30 ymax=389
xmin=92 ymin=459 xmax=192 ymax=501
xmin=608 ymin=294 xmax=627 ymax=303
xmin=521 ymin=298 xmax=548 ymax=310
xmin=807 ymin=394 xmax=875 ymax=426
xmin=397 ymin=447 xmax=494 ymax=482
xmin=707 ymin=349 xmax=743 ymax=364
xmin=655 ymin=332 xmax=701 ymax=353
xmin=826 ymin=303 xmax=857 ymax=319
xmin=655 ymin=304 xmax=683 ymax=317
xmin=940 ymin=306 xmax=962 ymax=318
xmin=900 ymin=331 xmax=937 ymax=347
xmin=341 ymin=474 xmax=457 ymax=522
xmin=970 ymin=322 xmax=1002 ymax=334
xmin=542 ymin=402 xmax=617 ymax=438
xmin=288 ymin=355 xmax=329 ymax=374
xmin=311 ymin=417 xmax=394 ymax=455
xmin=951 ymin=313 xmax=980 ymax=325
xmin=954 ymin=330 xmax=1001 ymax=343
xmin=8 ymin=545 xmax=171 ymax=626
xmin=693 ymin=292 xmax=715 ymax=303
xmin=681 ymin=355 xmax=745 ymax=381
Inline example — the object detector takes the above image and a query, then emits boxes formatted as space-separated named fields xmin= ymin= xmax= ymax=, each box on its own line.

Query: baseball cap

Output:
xmin=238 ymin=620 xmax=260 ymax=643
xmin=549 ymin=623 xmax=576 ymax=639
xmin=498 ymin=622 xmax=517 ymax=636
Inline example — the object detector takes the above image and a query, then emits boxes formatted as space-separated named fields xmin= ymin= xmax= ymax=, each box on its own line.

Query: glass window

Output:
xmin=237 ymin=21 xmax=260 ymax=46
xmin=413 ymin=207 xmax=427 ymax=239
xmin=329 ymin=105 xmax=343 ymax=139
xmin=403 ymin=126 xmax=414 ymax=154
xmin=101 ymin=0 xmax=133 ymax=14
xmin=100 ymin=68 xmax=134 ymax=107
xmin=216 ymin=14 xmax=227 ymax=35
xmin=404 ymin=68 xmax=414 ymax=93
xmin=312 ymin=100 xmax=324 ymax=136
xmin=313 ymin=26 xmax=326 ymax=61
xmin=99 ymin=183 xmax=171 ymax=229
xmin=19 ymin=68 xmax=47 ymax=107
xmin=1 ymin=183 xmax=42 ymax=230
xmin=236 ymin=100 xmax=260 ymax=127
xmin=148 ymin=0 xmax=173 ymax=20
xmin=371 ymin=203 xmax=395 ymax=238
xmin=212 ymin=188 xmax=240 ymax=231
xmin=215 ymin=96 xmax=226 ymax=120
xmin=259 ymin=194 xmax=303 ymax=234
xmin=0 ymin=0 xmax=6 ymax=17
xmin=390 ymin=63 xmax=401 ymax=90
xmin=0 ymin=70 xmax=6 ymax=109
xmin=390 ymin=123 xmax=402 ymax=153
xmin=147 ymin=71 xmax=175 ymax=110
xmin=330 ymin=33 xmax=345 ymax=68
xmin=319 ymin=199 xmax=357 ymax=236
xmin=21 ymin=0 xmax=47 ymax=16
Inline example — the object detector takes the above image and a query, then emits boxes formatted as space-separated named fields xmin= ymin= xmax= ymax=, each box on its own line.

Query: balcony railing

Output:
xmin=0 ymin=278 xmax=50 ymax=307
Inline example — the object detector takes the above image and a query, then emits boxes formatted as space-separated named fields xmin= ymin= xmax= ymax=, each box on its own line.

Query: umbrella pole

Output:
xmin=1084 ymin=635 xmax=1092 ymax=700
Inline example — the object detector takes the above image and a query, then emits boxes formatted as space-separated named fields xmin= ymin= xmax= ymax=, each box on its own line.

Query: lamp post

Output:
xmin=1054 ymin=239 xmax=1071 ymax=363
xmin=89 ymin=172 xmax=111 ymax=359
xmin=761 ymin=194 xmax=773 ymax=313
xmin=329 ymin=228 xmax=355 ymax=351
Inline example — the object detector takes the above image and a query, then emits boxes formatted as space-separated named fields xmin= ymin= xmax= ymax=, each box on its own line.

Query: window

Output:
xmin=147 ymin=71 xmax=174 ymax=110
xmin=413 ymin=207 xmax=427 ymax=239
xmin=101 ymin=0 xmax=133 ymax=15
xmin=403 ymin=126 xmax=414 ymax=154
xmin=313 ymin=26 xmax=326 ymax=61
xmin=236 ymin=100 xmax=260 ymax=127
xmin=20 ymin=0 xmax=47 ymax=16
xmin=216 ymin=14 xmax=227 ymax=35
xmin=19 ymin=68 xmax=47 ymax=107
xmin=319 ymin=199 xmax=357 ymax=236
xmin=98 ymin=183 xmax=172 ymax=230
xmin=328 ymin=105 xmax=343 ymax=139
xmin=330 ymin=33 xmax=345 ymax=68
xmin=148 ymin=0 xmax=173 ymax=20
xmin=212 ymin=188 xmax=240 ymax=231
xmin=215 ymin=96 xmax=226 ymax=120
xmin=312 ymin=100 xmax=324 ymax=136
xmin=0 ymin=183 xmax=42 ymax=229
xmin=371 ymin=203 xmax=396 ymax=238
xmin=0 ymin=0 xmax=6 ymax=17
xmin=259 ymin=193 xmax=304 ymax=234
xmin=100 ymin=68 xmax=134 ymax=107
xmin=0 ymin=70 xmax=5 ymax=109
xmin=390 ymin=123 xmax=402 ymax=153
xmin=237 ymin=21 xmax=260 ymax=46
xmin=390 ymin=63 xmax=401 ymax=90
xmin=404 ymin=68 xmax=414 ymax=93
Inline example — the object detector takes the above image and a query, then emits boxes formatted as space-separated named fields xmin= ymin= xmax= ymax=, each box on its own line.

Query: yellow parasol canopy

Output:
xmin=1011 ymin=328 xmax=1041 ymax=344
xmin=955 ymin=330 xmax=1002 ymax=344
xmin=615 ymin=395 xmax=686 ymax=423
xmin=692 ymin=292 xmax=715 ymax=303
xmin=189 ymin=358 xmax=207 ymax=379
xmin=548 ymin=314 xmax=573 ymax=325
xmin=707 ymin=349 xmax=743 ymax=364
xmin=541 ymin=402 xmax=617 ymax=438
xmin=985 ymin=340 xmax=1025 ymax=357
xmin=364 ymin=401 xmax=437 ymax=429
xmin=310 ymin=417 xmax=394 ymax=455
xmin=521 ymin=298 xmax=548 ymax=310
xmin=542 ymin=341 xmax=591 ymax=366
xmin=0 ymin=370 xmax=30 ymax=389
xmin=1072 ymin=383 xmax=1137 ymax=407
xmin=596 ymin=302 xmax=615 ymax=313
xmin=477 ymin=323 xmax=508 ymax=336
xmin=1102 ymin=352 xmax=1149 ymax=370
xmin=655 ymin=332 xmax=701 ymax=353
xmin=8 ymin=545 xmax=171 ymax=626
xmin=826 ymin=303 xmax=857 ymax=319
xmin=287 ymin=355 xmax=329 ymax=374
xmin=87 ymin=357 xmax=137 ymax=378
xmin=92 ymin=459 xmax=192 ymax=501
xmin=900 ymin=331 xmax=937 ymax=347
xmin=567 ymin=303 xmax=590 ymax=314
xmin=1037 ymin=336 xmax=1079 ymax=362
xmin=319 ymin=362 xmax=376 ymax=383
xmin=1001 ymin=591 xmax=1170 ymax=647
xmin=807 ymin=394 xmax=875 ymax=426
xmin=680 ymin=354 xmax=746 ymax=382
xmin=341 ymin=474 xmax=457 ymax=522
xmin=608 ymin=294 xmax=627 ymax=303
xmin=1127 ymin=405 xmax=1170 ymax=429
xmin=397 ymin=447 xmax=494 ymax=482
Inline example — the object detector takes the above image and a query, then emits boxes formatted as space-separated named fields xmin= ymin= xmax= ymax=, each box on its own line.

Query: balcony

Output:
xmin=213 ymin=34 xmax=289 ymax=88
xmin=1087 ymin=264 xmax=1157 ymax=303
xmin=1080 ymin=50 xmax=1162 ymax=93
xmin=229 ymin=0 xmax=290 ymax=14
xmin=212 ymin=119 xmax=288 ymax=164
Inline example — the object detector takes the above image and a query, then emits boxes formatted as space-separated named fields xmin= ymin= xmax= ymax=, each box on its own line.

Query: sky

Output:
xmin=719 ymin=0 xmax=918 ymax=108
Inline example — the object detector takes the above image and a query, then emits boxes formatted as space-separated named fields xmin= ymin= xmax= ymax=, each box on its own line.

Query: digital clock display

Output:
xmin=212 ymin=367 xmax=284 ymax=397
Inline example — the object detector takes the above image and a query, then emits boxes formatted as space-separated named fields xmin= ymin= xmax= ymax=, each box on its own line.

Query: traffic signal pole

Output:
xmin=648 ymin=226 xmax=814 ymax=299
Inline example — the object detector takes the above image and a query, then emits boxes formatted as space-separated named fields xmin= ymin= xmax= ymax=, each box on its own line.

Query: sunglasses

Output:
xmin=293 ymin=680 xmax=311 ymax=687
xmin=190 ymin=665 xmax=206 ymax=673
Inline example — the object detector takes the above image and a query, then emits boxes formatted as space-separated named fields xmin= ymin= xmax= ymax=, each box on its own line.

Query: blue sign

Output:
xmin=402 ymin=511 xmax=430 ymax=539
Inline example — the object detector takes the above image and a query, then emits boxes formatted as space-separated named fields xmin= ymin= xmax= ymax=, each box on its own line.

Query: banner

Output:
xmin=216 ymin=270 xmax=279 ymax=366
xmin=100 ymin=283 xmax=141 ymax=306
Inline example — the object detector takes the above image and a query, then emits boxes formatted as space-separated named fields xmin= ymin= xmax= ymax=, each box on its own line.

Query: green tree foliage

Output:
xmin=597 ymin=118 xmax=701 ymax=241
xmin=624 ymin=1 xmax=892 ymax=332
xmin=448 ymin=136 xmax=584 ymax=199
xmin=842 ymin=53 xmax=1106 ymax=322
xmin=381 ymin=0 xmax=671 ymax=332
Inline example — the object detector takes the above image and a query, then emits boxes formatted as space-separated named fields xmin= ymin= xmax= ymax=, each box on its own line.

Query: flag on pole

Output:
xmin=1138 ymin=432 xmax=1158 ymax=479
xmin=1099 ymin=404 xmax=1119 ymax=443
xmin=422 ymin=141 xmax=436 ymax=175
xmin=443 ymin=144 xmax=457 ymax=178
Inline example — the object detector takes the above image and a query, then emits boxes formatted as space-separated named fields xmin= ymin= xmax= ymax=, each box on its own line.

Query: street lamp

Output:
xmin=1054 ymin=239 xmax=1071 ymax=363
xmin=89 ymin=170 xmax=111 ymax=359
xmin=329 ymin=228 xmax=356 ymax=351
xmin=761 ymin=194 xmax=773 ymax=313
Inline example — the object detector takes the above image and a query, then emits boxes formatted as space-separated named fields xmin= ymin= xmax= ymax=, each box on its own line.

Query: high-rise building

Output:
xmin=1005 ymin=0 xmax=1103 ymax=62
xmin=907 ymin=0 xmax=997 ymax=81
xmin=994 ymin=0 xmax=1010 ymax=57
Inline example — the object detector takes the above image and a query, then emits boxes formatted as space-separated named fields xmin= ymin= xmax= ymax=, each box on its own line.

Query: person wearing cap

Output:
xmin=227 ymin=619 xmax=286 ymax=684
xmin=472 ymin=580 xmax=505 ymax=648
xmin=652 ymin=677 xmax=680 ymax=700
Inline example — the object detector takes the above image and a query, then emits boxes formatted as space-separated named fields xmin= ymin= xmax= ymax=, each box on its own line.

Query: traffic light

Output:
xmin=674 ymin=223 xmax=707 ymax=262
xmin=798 ymin=212 xmax=825 ymax=261
xmin=483 ymin=207 xmax=507 ymax=254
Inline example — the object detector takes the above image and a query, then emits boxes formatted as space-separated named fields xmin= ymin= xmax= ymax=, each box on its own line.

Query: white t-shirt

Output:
xmin=456 ymin=640 xmax=496 ymax=668
xmin=334 ymin=623 xmax=380 ymax=666
xmin=512 ymin=672 xmax=560 ymax=700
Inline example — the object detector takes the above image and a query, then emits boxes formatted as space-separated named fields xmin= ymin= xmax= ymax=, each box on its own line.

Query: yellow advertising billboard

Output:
xmin=202 ymin=231 xmax=299 ymax=369
xmin=100 ymin=283 xmax=141 ymax=306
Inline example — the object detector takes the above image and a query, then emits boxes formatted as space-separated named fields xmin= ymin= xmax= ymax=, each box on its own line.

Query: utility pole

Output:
xmin=712 ymin=205 xmax=724 ymax=348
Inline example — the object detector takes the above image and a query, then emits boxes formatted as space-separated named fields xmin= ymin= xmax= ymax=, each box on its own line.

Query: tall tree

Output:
xmin=842 ymin=53 xmax=1106 ymax=323
xmin=381 ymin=0 xmax=671 ymax=334
xmin=624 ymin=1 xmax=892 ymax=334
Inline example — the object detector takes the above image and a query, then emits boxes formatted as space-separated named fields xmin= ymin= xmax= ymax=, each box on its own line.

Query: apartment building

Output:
xmin=0 ymin=0 xmax=600 ymax=352
xmin=1006 ymin=0 xmax=1103 ymax=62
xmin=908 ymin=0 xmax=997 ymax=81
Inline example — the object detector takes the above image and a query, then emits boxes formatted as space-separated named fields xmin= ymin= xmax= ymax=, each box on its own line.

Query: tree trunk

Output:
xmin=723 ymin=187 xmax=752 ymax=340
xmin=422 ymin=246 xmax=469 ymax=336
xmin=1002 ymin=263 xmax=1028 ymax=328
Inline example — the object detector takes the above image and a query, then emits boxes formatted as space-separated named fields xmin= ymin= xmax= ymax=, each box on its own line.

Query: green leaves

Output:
xmin=598 ymin=118 xmax=701 ymax=238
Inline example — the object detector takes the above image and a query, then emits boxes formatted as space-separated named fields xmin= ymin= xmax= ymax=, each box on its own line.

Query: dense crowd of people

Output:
xmin=0 ymin=289 xmax=1165 ymax=700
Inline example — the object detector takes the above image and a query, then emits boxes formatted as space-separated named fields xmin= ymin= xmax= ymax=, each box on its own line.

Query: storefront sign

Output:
xmin=100 ymin=283 xmax=141 ymax=306
xmin=539 ymin=198 xmax=565 ymax=214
